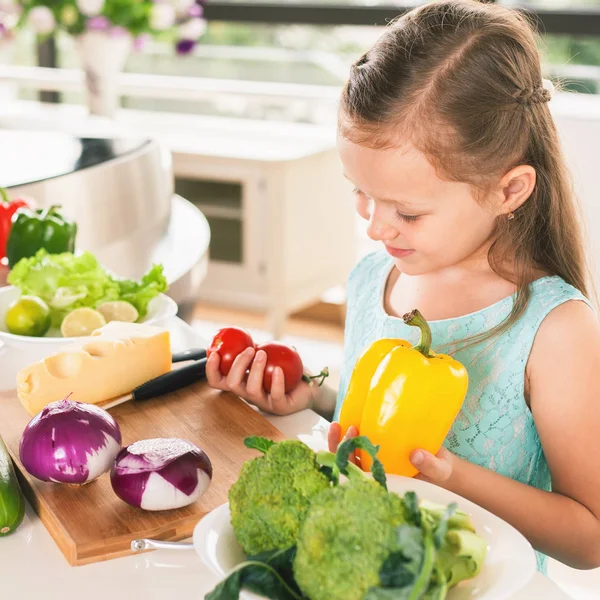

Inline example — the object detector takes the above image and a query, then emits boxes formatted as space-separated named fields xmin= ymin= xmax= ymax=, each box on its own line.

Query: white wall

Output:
xmin=547 ymin=93 xmax=600 ymax=600
xmin=552 ymin=93 xmax=600 ymax=292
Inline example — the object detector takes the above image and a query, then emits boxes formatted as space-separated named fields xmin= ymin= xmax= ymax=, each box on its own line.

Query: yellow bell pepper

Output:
xmin=339 ymin=309 xmax=468 ymax=477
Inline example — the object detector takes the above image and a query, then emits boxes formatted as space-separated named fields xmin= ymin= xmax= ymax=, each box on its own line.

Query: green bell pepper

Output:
xmin=6 ymin=205 xmax=77 ymax=268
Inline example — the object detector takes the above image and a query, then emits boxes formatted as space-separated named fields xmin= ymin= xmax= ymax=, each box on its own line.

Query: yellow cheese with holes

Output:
xmin=17 ymin=322 xmax=171 ymax=416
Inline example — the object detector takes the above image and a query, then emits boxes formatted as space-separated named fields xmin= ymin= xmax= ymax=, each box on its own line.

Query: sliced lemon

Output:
xmin=96 ymin=301 xmax=139 ymax=324
xmin=60 ymin=308 xmax=106 ymax=338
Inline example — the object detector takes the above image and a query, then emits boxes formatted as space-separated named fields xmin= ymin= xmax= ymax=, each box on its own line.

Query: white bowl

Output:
xmin=193 ymin=474 xmax=537 ymax=600
xmin=0 ymin=286 xmax=177 ymax=385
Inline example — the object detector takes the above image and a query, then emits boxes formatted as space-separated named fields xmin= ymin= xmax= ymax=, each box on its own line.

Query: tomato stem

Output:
xmin=302 ymin=367 xmax=329 ymax=387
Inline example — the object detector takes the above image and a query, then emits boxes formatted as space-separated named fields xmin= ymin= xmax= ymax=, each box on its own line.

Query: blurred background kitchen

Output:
xmin=0 ymin=0 xmax=599 ymax=596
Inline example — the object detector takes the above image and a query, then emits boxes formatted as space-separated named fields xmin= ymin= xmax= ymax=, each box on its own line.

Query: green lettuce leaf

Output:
xmin=7 ymin=249 xmax=168 ymax=327
xmin=115 ymin=263 xmax=168 ymax=318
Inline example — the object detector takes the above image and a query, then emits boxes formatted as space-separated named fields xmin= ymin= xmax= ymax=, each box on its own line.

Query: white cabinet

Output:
xmin=169 ymin=116 xmax=357 ymax=338
xmin=0 ymin=102 xmax=357 ymax=337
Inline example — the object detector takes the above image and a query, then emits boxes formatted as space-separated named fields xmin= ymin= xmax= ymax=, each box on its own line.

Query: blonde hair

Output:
xmin=339 ymin=0 xmax=593 ymax=348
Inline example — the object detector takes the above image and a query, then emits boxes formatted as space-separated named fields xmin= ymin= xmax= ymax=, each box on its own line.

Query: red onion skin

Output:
xmin=110 ymin=439 xmax=212 ymax=510
xmin=19 ymin=399 xmax=122 ymax=484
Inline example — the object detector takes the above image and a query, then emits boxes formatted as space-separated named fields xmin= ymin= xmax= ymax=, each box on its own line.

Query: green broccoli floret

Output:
xmin=229 ymin=439 xmax=331 ymax=556
xmin=294 ymin=477 xmax=406 ymax=600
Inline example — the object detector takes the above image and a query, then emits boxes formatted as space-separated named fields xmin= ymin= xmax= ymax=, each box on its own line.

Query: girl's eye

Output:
xmin=395 ymin=210 xmax=420 ymax=223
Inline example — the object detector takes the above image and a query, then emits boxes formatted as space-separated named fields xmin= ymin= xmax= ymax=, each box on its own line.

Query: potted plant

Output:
xmin=18 ymin=0 xmax=207 ymax=118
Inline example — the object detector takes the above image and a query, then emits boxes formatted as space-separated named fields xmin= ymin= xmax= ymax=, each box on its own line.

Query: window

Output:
xmin=5 ymin=1 xmax=600 ymax=122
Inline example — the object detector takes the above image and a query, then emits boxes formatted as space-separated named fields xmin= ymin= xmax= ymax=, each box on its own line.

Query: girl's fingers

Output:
xmin=342 ymin=425 xmax=359 ymax=464
xmin=267 ymin=367 xmax=288 ymax=413
xmin=328 ymin=422 xmax=342 ymax=453
xmin=226 ymin=347 xmax=255 ymax=395
xmin=245 ymin=349 xmax=268 ymax=399
xmin=410 ymin=449 xmax=453 ymax=483
xmin=205 ymin=353 xmax=226 ymax=389
xmin=343 ymin=425 xmax=359 ymax=441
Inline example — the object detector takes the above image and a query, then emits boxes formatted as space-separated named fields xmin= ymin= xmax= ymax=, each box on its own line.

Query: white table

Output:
xmin=0 ymin=317 xmax=572 ymax=600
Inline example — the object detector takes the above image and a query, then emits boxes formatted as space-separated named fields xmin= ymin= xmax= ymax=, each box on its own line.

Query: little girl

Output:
xmin=206 ymin=0 xmax=600 ymax=572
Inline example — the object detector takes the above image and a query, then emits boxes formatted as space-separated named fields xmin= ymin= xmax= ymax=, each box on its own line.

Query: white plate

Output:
xmin=193 ymin=474 xmax=537 ymax=600
xmin=0 ymin=286 xmax=177 ymax=383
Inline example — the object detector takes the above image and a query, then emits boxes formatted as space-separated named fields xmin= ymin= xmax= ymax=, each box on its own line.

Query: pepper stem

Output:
xmin=0 ymin=188 xmax=9 ymax=204
xmin=42 ymin=205 xmax=62 ymax=218
xmin=402 ymin=309 xmax=433 ymax=357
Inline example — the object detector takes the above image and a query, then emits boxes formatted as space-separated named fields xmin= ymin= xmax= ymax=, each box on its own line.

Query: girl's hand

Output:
xmin=327 ymin=422 xmax=360 ymax=464
xmin=410 ymin=446 xmax=455 ymax=484
xmin=206 ymin=347 xmax=315 ymax=416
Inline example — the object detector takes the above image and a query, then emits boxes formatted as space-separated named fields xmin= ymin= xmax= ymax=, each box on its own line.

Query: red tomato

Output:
xmin=207 ymin=327 xmax=255 ymax=375
xmin=258 ymin=342 xmax=304 ymax=394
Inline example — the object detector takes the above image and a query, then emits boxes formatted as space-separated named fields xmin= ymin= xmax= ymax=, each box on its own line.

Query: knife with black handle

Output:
xmin=99 ymin=353 xmax=208 ymax=410
xmin=133 ymin=358 xmax=207 ymax=401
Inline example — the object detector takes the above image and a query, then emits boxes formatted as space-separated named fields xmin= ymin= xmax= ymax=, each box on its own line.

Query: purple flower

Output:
xmin=133 ymin=33 xmax=150 ymax=52
xmin=188 ymin=4 xmax=203 ymax=18
xmin=176 ymin=39 xmax=196 ymax=55
xmin=86 ymin=15 xmax=110 ymax=31
xmin=109 ymin=26 xmax=128 ymax=38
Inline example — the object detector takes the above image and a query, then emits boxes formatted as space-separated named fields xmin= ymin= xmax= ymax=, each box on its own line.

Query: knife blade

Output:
xmin=99 ymin=357 xmax=207 ymax=410
xmin=171 ymin=348 xmax=207 ymax=363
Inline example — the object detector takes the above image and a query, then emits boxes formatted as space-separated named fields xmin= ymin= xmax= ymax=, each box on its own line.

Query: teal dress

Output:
xmin=334 ymin=250 xmax=592 ymax=573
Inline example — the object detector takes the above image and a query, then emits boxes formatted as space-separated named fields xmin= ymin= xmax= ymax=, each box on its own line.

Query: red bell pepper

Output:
xmin=0 ymin=188 xmax=35 ymax=262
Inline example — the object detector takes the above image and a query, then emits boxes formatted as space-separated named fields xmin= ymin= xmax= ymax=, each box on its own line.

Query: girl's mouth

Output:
xmin=385 ymin=246 xmax=415 ymax=258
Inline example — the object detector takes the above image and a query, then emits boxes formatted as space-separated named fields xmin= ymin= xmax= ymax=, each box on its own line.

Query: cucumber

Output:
xmin=0 ymin=434 xmax=25 ymax=536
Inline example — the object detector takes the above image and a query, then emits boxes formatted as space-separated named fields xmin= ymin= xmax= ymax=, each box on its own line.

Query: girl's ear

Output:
xmin=497 ymin=165 xmax=537 ymax=216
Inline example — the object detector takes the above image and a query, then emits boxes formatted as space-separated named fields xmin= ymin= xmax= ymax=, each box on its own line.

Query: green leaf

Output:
xmin=433 ymin=503 xmax=457 ymax=549
xmin=378 ymin=552 xmax=417 ymax=589
xmin=336 ymin=435 xmax=387 ymax=490
xmin=116 ymin=263 xmax=168 ymax=318
xmin=7 ymin=249 xmax=120 ymax=327
xmin=205 ymin=561 xmax=303 ymax=600
xmin=379 ymin=525 xmax=424 ymax=588
xmin=247 ymin=547 xmax=303 ymax=597
xmin=404 ymin=492 xmax=422 ymax=527
xmin=372 ymin=525 xmax=438 ymax=600
xmin=6 ymin=249 xmax=168 ymax=326
xmin=317 ymin=464 xmax=339 ymax=485
xmin=408 ymin=531 xmax=437 ymax=600
xmin=205 ymin=547 xmax=305 ymax=600
xmin=244 ymin=436 xmax=276 ymax=454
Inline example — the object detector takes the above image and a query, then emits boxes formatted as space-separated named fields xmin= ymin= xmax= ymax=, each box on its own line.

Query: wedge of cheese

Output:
xmin=17 ymin=322 xmax=172 ymax=416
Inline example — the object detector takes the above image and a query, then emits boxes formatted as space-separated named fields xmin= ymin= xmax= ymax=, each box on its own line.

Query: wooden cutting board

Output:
xmin=0 ymin=382 xmax=285 ymax=566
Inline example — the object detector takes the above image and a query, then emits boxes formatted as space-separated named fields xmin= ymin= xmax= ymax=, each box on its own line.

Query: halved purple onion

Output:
xmin=110 ymin=438 xmax=212 ymax=511
xmin=19 ymin=399 xmax=122 ymax=484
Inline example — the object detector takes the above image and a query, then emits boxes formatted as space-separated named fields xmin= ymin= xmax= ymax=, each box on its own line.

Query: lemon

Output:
xmin=5 ymin=296 xmax=52 ymax=337
xmin=60 ymin=308 xmax=106 ymax=338
xmin=96 ymin=301 xmax=139 ymax=324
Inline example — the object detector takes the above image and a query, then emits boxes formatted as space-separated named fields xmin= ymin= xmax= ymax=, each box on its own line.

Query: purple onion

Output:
xmin=110 ymin=438 xmax=212 ymax=511
xmin=19 ymin=399 xmax=122 ymax=484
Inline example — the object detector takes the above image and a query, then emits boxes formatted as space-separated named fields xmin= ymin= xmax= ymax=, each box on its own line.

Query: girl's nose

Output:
xmin=366 ymin=213 xmax=398 ymax=242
